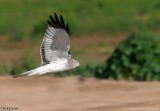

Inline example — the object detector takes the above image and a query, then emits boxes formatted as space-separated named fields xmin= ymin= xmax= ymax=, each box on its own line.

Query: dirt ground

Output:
xmin=0 ymin=76 xmax=160 ymax=111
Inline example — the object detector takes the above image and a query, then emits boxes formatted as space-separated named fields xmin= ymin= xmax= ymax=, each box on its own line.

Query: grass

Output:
xmin=0 ymin=0 xmax=160 ymax=40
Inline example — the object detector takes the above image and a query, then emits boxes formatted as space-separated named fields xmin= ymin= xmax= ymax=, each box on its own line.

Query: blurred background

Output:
xmin=0 ymin=0 xmax=160 ymax=80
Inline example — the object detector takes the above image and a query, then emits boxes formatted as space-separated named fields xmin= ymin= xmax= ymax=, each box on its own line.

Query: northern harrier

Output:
xmin=13 ymin=13 xmax=80 ymax=78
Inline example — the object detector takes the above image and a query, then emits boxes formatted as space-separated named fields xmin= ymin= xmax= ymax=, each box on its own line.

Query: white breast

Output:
xmin=42 ymin=59 xmax=69 ymax=74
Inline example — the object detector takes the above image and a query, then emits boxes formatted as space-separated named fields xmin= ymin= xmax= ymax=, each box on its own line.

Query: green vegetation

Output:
xmin=1 ymin=1 xmax=160 ymax=81
xmin=96 ymin=33 xmax=160 ymax=81
xmin=1 ymin=33 xmax=160 ymax=81
xmin=0 ymin=0 xmax=160 ymax=40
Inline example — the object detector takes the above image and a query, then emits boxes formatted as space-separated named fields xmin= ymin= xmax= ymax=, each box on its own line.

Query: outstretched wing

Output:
xmin=40 ymin=13 xmax=71 ymax=66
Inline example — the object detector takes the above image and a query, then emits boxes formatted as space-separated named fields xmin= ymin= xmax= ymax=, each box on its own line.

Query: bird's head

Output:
xmin=69 ymin=59 xmax=80 ymax=68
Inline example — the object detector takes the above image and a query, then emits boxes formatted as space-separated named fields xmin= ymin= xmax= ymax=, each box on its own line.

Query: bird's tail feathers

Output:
xmin=13 ymin=69 xmax=37 ymax=78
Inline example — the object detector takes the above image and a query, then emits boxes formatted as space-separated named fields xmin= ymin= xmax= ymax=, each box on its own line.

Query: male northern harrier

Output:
xmin=13 ymin=13 xmax=80 ymax=78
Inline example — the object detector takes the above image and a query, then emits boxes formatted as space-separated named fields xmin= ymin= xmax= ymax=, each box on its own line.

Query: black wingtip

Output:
xmin=54 ymin=13 xmax=61 ymax=28
xmin=47 ymin=20 xmax=53 ymax=26
xmin=60 ymin=15 xmax=65 ymax=29
xmin=47 ymin=13 xmax=70 ymax=34
xmin=66 ymin=23 xmax=70 ymax=34
xmin=49 ymin=15 xmax=52 ymax=18
xmin=54 ymin=13 xmax=57 ymax=18
xmin=49 ymin=15 xmax=54 ymax=22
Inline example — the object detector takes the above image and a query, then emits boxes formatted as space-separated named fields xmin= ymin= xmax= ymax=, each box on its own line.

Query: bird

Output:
xmin=13 ymin=13 xmax=80 ymax=78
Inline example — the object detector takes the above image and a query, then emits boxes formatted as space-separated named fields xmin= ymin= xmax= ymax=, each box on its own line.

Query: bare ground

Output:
xmin=0 ymin=76 xmax=160 ymax=111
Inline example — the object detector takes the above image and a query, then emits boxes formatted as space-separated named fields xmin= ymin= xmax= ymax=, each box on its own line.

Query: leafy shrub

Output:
xmin=96 ymin=33 xmax=160 ymax=81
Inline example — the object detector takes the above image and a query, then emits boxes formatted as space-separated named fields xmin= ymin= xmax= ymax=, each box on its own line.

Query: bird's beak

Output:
xmin=78 ymin=62 xmax=80 ymax=67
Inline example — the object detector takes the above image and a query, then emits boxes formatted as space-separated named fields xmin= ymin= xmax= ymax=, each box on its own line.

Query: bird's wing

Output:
xmin=40 ymin=13 xmax=71 ymax=66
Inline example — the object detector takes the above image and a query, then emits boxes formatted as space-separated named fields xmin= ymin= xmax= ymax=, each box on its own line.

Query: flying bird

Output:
xmin=13 ymin=13 xmax=80 ymax=78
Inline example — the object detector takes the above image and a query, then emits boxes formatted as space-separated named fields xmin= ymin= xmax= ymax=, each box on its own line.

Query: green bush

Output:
xmin=96 ymin=33 xmax=160 ymax=81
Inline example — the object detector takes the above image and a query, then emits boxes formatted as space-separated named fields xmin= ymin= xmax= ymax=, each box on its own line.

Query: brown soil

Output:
xmin=0 ymin=76 xmax=160 ymax=111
